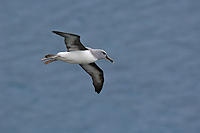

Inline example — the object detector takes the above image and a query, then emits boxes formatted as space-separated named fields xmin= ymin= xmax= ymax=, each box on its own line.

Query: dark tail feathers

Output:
xmin=45 ymin=54 xmax=56 ymax=58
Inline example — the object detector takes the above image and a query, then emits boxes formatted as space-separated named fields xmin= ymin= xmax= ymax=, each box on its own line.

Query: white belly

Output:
xmin=56 ymin=51 xmax=97 ymax=64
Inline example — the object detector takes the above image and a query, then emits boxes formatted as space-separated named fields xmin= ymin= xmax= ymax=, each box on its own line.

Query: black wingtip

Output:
xmin=52 ymin=31 xmax=59 ymax=34
xmin=52 ymin=31 xmax=65 ymax=37
xmin=96 ymin=91 xmax=100 ymax=94
xmin=52 ymin=31 xmax=80 ymax=38
xmin=95 ymin=85 xmax=103 ymax=94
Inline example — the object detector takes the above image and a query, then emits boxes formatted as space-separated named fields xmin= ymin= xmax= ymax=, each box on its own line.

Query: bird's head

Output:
xmin=92 ymin=49 xmax=114 ymax=63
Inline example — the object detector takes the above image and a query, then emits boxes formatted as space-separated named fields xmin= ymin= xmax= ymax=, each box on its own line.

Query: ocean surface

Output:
xmin=0 ymin=0 xmax=200 ymax=133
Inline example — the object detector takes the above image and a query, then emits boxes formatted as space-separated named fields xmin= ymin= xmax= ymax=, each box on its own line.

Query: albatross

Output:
xmin=41 ymin=31 xmax=114 ymax=94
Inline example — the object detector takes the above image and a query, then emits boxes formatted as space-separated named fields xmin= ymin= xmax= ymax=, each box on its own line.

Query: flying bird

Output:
xmin=41 ymin=31 xmax=114 ymax=94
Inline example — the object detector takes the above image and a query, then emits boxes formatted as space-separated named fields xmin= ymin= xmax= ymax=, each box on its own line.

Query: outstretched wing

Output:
xmin=52 ymin=31 xmax=87 ymax=51
xmin=79 ymin=63 xmax=104 ymax=94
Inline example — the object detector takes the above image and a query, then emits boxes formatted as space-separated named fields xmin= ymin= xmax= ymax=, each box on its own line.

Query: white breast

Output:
xmin=56 ymin=50 xmax=97 ymax=64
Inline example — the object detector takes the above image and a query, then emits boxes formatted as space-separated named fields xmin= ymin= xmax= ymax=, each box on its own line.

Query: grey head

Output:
xmin=90 ymin=49 xmax=114 ymax=63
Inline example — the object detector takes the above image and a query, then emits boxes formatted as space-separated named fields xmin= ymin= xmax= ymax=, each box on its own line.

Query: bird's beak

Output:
xmin=105 ymin=55 xmax=114 ymax=63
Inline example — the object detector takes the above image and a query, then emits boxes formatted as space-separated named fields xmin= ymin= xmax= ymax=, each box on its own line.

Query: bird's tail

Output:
xmin=41 ymin=54 xmax=58 ymax=65
xmin=45 ymin=54 xmax=56 ymax=58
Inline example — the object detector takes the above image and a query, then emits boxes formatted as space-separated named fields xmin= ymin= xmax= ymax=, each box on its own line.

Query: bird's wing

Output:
xmin=52 ymin=31 xmax=87 ymax=51
xmin=79 ymin=63 xmax=104 ymax=94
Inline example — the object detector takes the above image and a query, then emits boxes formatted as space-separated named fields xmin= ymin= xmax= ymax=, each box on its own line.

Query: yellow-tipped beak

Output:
xmin=105 ymin=55 xmax=114 ymax=63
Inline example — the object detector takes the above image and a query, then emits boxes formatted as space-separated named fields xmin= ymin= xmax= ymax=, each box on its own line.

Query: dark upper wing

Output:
xmin=52 ymin=31 xmax=87 ymax=52
xmin=79 ymin=63 xmax=104 ymax=94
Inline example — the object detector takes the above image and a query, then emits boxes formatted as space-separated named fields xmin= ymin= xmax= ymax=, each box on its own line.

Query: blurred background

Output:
xmin=0 ymin=0 xmax=200 ymax=133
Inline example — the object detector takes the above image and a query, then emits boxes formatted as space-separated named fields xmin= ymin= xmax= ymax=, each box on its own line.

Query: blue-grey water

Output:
xmin=0 ymin=0 xmax=200 ymax=133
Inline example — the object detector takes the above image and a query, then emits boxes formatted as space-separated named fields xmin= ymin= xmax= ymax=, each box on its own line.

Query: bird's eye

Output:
xmin=102 ymin=52 xmax=106 ymax=55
